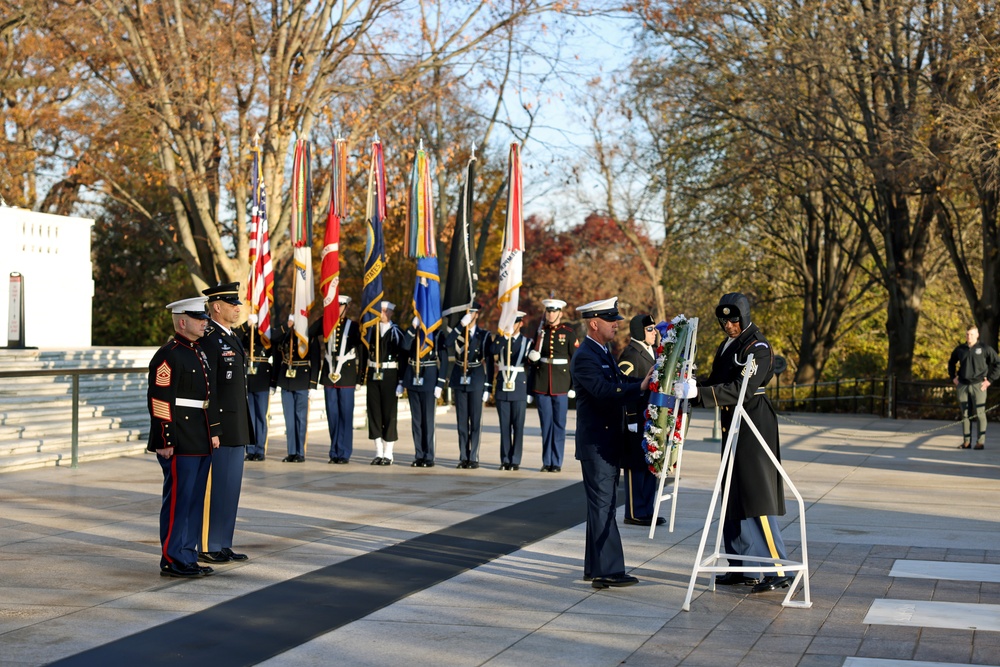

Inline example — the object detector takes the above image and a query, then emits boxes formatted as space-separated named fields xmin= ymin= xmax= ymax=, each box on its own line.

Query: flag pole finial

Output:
xmin=419 ymin=138 xmax=424 ymax=152
xmin=373 ymin=130 xmax=381 ymax=144
xmin=471 ymin=142 xmax=477 ymax=159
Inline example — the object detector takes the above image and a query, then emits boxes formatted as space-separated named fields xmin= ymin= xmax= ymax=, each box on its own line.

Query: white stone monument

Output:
xmin=0 ymin=207 xmax=94 ymax=347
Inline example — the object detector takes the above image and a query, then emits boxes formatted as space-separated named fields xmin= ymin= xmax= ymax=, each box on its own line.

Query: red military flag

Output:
xmin=321 ymin=138 xmax=347 ymax=341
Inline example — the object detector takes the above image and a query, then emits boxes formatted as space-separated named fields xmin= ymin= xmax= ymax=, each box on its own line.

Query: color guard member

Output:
xmin=528 ymin=298 xmax=577 ymax=472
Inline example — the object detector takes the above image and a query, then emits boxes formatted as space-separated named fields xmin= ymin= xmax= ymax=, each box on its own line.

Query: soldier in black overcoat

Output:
xmin=696 ymin=292 xmax=791 ymax=594
xmin=147 ymin=297 xmax=217 ymax=578
xmin=617 ymin=314 xmax=663 ymax=526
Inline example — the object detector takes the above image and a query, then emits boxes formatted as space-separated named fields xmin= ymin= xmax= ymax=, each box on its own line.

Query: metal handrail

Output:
xmin=0 ymin=366 xmax=148 ymax=468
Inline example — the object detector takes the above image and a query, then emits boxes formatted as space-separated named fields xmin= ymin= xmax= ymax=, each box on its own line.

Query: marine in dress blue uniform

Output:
xmin=147 ymin=297 xmax=216 ymax=578
xmin=198 ymin=282 xmax=254 ymax=564
xmin=313 ymin=295 xmax=361 ymax=464
xmin=696 ymin=292 xmax=792 ymax=594
xmin=571 ymin=297 xmax=648 ymax=589
xmin=617 ymin=314 xmax=663 ymax=526
xmin=445 ymin=303 xmax=491 ymax=468
xmin=401 ymin=316 xmax=449 ymax=467
xmin=274 ymin=315 xmax=319 ymax=462
xmin=488 ymin=311 xmax=532 ymax=470
xmin=241 ymin=322 xmax=276 ymax=461
xmin=364 ymin=301 xmax=404 ymax=465
xmin=528 ymin=298 xmax=577 ymax=472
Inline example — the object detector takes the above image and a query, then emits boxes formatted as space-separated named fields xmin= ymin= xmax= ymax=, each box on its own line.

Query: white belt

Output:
xmin=540 ymin=358 xmax=568 ymax=365
xmin=176 ymin=398 xmax=209 ymax=409
xmin=368 ymin=361 xmax=398 ymax=369
xmin=498 ymin=365 xmax=524 ymax=372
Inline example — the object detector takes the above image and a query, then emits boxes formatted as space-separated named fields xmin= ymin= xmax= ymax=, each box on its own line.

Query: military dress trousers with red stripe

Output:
xmin=146 ymin=335 xmax=214 ymax=569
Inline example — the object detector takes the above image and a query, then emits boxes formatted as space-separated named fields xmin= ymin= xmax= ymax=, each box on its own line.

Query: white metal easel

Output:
xmin=648 ymin=317 xmax=698 ymax=538
xmin=681 ymin=354 xmax=812 ymax=611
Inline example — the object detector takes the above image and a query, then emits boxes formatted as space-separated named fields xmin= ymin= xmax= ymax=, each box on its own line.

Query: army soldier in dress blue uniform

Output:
xmin=571 ymin=297 xmax=651 ymax=589
xmin=401 ymin=315 xmax=449 ymax=467
xmin=147 ymin=297 xmax=217 ymax=578
xmin=274 ymin=314 xmax=319 ymax=462
xmin=198 ymin=282 xmax=254 ymax=565
xmin=488 ymin=311 xmax=532 ymax=470
xmin=364 ymin=301 xmax=405 ymax=466
xmin=445 ymin=302 xmax=492 ymax=468
xmin=241 ymin=318 xmax=276 ymax=461
xmin=617 ymin=314 xmax=665 ymax=527
xmin=527 ymin=298 xmax=577 ymax=472
xmin=695 ymin=292 xmax=792 ymax=594
xmin=313 ymin=295 xmax=361 ymax=464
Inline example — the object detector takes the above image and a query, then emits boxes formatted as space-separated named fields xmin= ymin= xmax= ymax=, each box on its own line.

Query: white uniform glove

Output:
xmin=412 ymin=316 xmax=419 ymax=328
xmin=528 ymin=350 xmax=540 ymax=362
xmin=628 ymin=423 xmax=638 ymax=433
xmin=461 ymin=313 xmax=473 ymax=327
xmin=526 ymin=394 xmax=533 ymax=405
xmin=395 ymin=383 xmax=404 ymax=397
xmin=482 ymin=391 xmax=490 ymax=403
xmin=434 ymin=386 xmax=442 ymax=399
xmin=567 ymin=389 xmax=576 ymax=399
xmin=247 ymin=313 xmax=258 ymax=325
xmin=674 ymin=378 xmax=698 ymax=399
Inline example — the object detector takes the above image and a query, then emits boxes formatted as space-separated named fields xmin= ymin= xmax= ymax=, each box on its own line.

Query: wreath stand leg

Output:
xmin=681 ymin=356 xmax=812 ymax=611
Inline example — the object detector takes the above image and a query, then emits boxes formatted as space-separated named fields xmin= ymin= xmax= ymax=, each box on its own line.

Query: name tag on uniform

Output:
xmin=412 ymin=377 xmax=424 ymax=387
xmin=460 ymin=375 xmax=471 ymax=385
xmin=503 ymin=380 xmax=515 ymax=392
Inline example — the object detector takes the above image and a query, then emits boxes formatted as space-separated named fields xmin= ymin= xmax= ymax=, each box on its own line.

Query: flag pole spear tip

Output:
xmin=373 ymin=130 xmax=380 ymax=144
xmin=419 ymin=138 xmax=423 ymax=151
xmin=471 ymin=142 xmax=477 ymax=159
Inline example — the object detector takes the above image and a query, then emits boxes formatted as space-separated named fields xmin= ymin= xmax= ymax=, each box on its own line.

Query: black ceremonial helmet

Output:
xmin=715 ymin=292 xmax=752 ymax=331
xmin=629 ymin=314 xmax=654 ymax=341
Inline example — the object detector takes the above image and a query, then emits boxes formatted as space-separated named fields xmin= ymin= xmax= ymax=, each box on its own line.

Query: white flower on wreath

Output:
xmin=647 ymin=405 xmax=659 ymax=420
xmin=648 ymin=425 xmax=662 ymax=437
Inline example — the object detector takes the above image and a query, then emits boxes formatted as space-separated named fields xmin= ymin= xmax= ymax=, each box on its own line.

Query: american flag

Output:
xmin=248 ymin=141 xmax=274 ymax=344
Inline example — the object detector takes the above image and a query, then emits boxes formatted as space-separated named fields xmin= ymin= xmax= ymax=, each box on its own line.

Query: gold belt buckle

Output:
xmin=285 ymin=368 xmax=297 ymax=378
xmin=329 ymin=372 xmax=341 ymax=383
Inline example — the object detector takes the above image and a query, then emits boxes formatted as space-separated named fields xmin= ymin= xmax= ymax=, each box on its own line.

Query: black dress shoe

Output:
xmin=468 ymin=461 xmax=479 ymax=469
xmin=198 ymin=551 xmax=231 ymax=564
xmin=750 ymin=575 xmax=794 ymax=593
xmin=198 ymin=565 xmax=215 ymax=576
xmin=245 ymin=454 xmax=255 ymax=461
xmin=716 ymin=572 xmax=759 ymax=586
xmin=457 ymin=461 xmax=469 ymax=469
xmin=379 ymin=458 xmax=392 ymax=466
xmin=371 ymin=457 xmax=384 ymax=465
xmin=220 ymin=548 xmax=248 ymax=561
xmin=282 ymin=455 xmax=298 ymax=462
xmin=411 ymin=459 xmax=424 ymax=467
xmin=257 ymin=455 xmax=265 ymax=461
xmin=540 ymin=465 xmax=552 ymax=472
xmin=499 ymin=464 xmax=510 ymax=470
xmin=511 ymin=464 xmax=520 ymax=470
xmin=591 ymin=574 xmax=639 ymax=589
xmin=295 ymin=455 xmax=305 ymax=462
xmin=420 ymin=460 xmax=434 ymax=467
xmin=551 ymin=466 xmax=561 ymax=473
xmin=329 ymin=457 xmax=339 ymax=464
xmin=160 ymin=562 xmax=203 ymax=578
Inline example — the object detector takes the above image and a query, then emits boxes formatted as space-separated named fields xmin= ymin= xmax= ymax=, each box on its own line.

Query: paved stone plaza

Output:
xmin=1 ymin=407 xmax=998 ymax=666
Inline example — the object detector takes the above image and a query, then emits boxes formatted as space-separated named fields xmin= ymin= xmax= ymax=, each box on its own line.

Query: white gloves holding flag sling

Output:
xmin=673 ymin=378 xmax=698 ymax=399
xmin=527 ymin=350 xmax=540 ymax=362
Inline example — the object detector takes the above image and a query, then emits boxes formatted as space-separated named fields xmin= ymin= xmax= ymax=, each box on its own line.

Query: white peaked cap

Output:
xmin=166 ymin=297 xmax=209 ymax=317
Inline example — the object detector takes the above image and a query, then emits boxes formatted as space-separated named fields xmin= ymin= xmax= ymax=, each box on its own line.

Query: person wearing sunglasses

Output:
xmin=694 ymin=292 xmax=792 ymax=594
xmin=617 ymin=314 xmax=665 ymax=527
